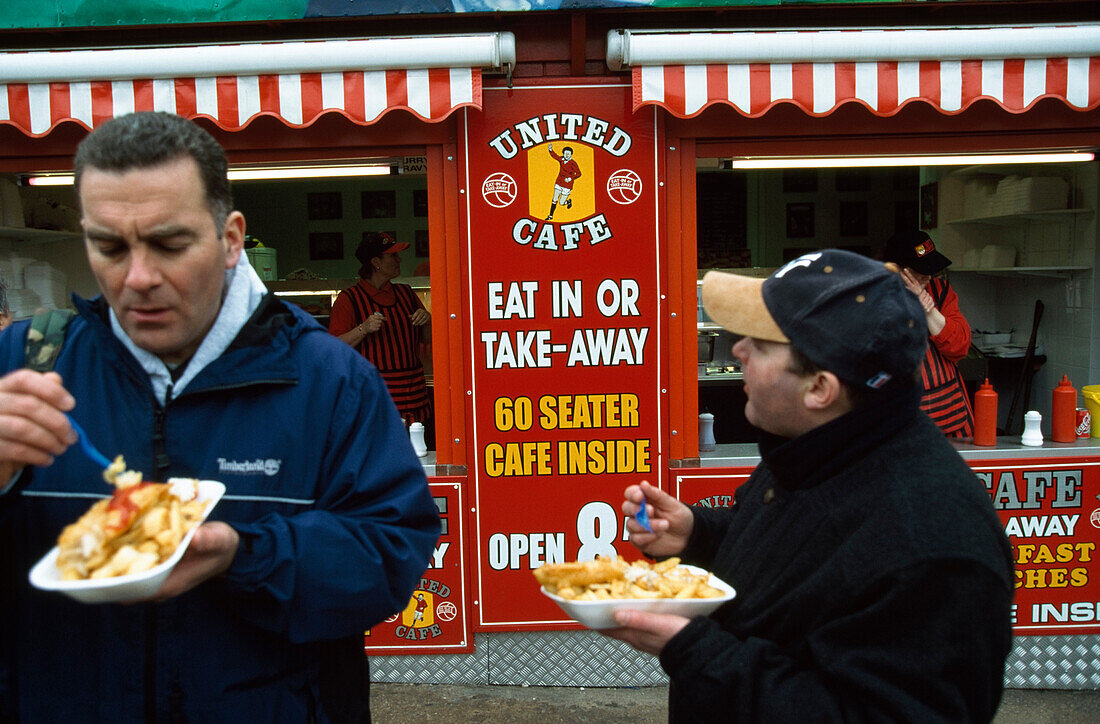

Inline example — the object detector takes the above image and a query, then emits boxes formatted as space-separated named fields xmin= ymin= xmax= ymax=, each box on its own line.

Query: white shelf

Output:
xmin=946 ymin=208 xmax=1092 ymax=227
xmin=948 ymin=163 xmax=1078 ymax=179
xmin=950 ymin=266 xmax=1090 ymax=278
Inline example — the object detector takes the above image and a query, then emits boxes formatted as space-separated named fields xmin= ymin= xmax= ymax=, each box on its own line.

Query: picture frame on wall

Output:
xmin=834 ymin=169 xmax=870 ymax=193
xmin=782 ymin=170 xmax=817 ymax=193
xmin=306 ymin=192 xmax=342 ymax=221
xmin=895 ymin=200 xmax=919 ymax=231
xmin=361 ymin=190 xmax=397 ymax=219
xmin=413 ymin=189 xmax=428 ymax=217
xmin=920 ymin=182 xmax=938 ymax=229
xmin=891 ymin=167 xmax=919 ymax=191
xmin=838 ymin=201 xmax=868 ymax=237
xmin=308 ymin=231 xmax=344 ymax=260
xmin=786 ymin=202 xmax=815 ymax=238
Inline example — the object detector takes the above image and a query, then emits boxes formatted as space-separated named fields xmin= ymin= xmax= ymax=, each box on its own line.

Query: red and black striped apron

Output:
xmin=920 ymin=281 xmax=974 ymax=438
xmin=343 ymin=282 xmax=432 ymax=425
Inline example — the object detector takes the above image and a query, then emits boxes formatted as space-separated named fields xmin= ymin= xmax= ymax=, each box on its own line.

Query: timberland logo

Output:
xmin=216 ymin=457 xmax=282 ymax=476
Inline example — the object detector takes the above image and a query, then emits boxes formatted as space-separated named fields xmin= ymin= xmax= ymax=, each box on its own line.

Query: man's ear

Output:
xmin=222 ymin=210 xmax=246 ymax=268
xmin=803 ymin=370 xmax=845 ymax=411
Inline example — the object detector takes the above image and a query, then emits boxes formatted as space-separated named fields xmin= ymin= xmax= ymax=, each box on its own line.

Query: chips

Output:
xmin=533 ymin=556 xmax=724 ymax=601
xmin=55 ymin=461 xmax=209 ymax=580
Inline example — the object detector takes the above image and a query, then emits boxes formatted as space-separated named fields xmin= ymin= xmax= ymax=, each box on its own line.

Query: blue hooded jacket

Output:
xmin=0 ymin=292 xmax=441 ymax=722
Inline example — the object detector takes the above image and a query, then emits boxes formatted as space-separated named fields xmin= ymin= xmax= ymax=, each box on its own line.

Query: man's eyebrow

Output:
xmin=84 ymin=225 xmax=197 ymax=243
xmin=139 ymin=225 xmax=197 ymax=242
xmin=82 ymin=226 xmax=123 ymax=242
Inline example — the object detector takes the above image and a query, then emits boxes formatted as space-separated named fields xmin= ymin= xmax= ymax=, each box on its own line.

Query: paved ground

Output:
xmin=371 ymin=684 xmax=1100 ymax=723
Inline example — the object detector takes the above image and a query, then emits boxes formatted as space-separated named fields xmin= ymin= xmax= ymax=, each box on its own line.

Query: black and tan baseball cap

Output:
xmin=701 ymin=249 xmax=927 ymax=390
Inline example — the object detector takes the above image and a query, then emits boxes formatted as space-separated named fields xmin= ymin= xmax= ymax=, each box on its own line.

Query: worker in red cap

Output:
xmin=882 ymin=229 xmax=975 ymax=438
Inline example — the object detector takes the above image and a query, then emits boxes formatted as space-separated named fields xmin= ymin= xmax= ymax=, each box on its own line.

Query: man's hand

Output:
xmin=0 ymin=370 xmax=76 ymax=481
xmin=601 ymin=609 xmax=691 ymax=655
xmin=410 ymin=309 xmax=431 ymax=327
xmin=146 ymin=522 xmax=240 ymax=601
xmin=622 ymin=480 xmax=694 ymax=558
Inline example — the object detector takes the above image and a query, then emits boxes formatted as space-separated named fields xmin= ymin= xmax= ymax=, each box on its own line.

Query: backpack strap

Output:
xmin=24 ymin=308 xmax=75 ymax=372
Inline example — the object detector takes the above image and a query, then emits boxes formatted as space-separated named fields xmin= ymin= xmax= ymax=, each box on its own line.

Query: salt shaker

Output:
xmin=409 ymin=421 xmax=428 ymax=457
xmin=1021 ymin=410 xmax=1044 ymax=447
xmin=699 ymin=412 xmax=716 ymax=452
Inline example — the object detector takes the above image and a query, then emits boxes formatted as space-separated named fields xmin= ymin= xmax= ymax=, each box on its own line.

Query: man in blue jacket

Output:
xmin=0 ymin=112 xmax=440 ymax=722
xmin=610 ymin=250 xmax=1013 ymax=722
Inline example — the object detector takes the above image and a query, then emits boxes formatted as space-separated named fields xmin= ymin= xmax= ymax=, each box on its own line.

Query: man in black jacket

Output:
xmin=608 ymin=249 xmax=1014 ymax=722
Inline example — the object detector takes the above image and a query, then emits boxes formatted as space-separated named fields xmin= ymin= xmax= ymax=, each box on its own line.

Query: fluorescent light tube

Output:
xmin=26 ymin=164 xmax=395 ymax=186
xmin=727 ymin=152 xmax=1095 ymax=169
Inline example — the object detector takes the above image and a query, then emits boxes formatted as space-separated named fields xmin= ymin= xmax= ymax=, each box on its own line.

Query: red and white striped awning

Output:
xmin=633 ymin=59 xmax=1100 ymax=117
xmin=609 ymin=26 xmax=1100 ymax=118
xmin=0 ymin=34 xmax=514 ymax=136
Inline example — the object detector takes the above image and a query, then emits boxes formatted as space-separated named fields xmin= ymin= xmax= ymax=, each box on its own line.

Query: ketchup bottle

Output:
xmin=973 ymin=379 xmax=998 ymax=446
xmin=1052 ymin=374 xmax=1078 ymax=443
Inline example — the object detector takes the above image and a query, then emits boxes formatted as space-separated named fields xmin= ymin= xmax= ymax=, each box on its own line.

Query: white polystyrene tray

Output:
xmin=29 ymin=480 xmax=225 ymax=604
xmin=541 ymin=564 xmax=736 ymax=630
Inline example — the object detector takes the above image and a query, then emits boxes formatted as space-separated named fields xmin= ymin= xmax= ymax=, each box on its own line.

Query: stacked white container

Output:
xmin=23 ymin=261 xmax=68 ymax=310
xmin=0 ymin=178 xmax=25 ymax=228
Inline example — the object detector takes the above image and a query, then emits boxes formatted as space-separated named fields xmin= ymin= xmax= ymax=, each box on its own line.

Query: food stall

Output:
xmin=1 ymin=1 xmax=1099 ymax=691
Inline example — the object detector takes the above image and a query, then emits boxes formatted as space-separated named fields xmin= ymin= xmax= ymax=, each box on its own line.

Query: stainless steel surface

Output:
xmin=420 ymin=454 xmax=470 ymax=478
xmin=371 ymin=631 xmax=667 ymax=686
xmin=1005 ymin=635 xmax=1100 ymax=688
xmin=698 ymin=370 xmax=743 ymax=384
xmin=371 ymin=629 xmax=1100 ymax=689
xmin=697 ymin=331 xmax=718 ymax=363
xmin=690 ymin=438 xmax=1100 ymax=467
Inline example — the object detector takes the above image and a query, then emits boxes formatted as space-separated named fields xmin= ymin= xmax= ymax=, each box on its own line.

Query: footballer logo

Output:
xmin=387 ymin=578 xmax=453 ymax=641
xmin=482 ymin=112 xmax=639 ymax=252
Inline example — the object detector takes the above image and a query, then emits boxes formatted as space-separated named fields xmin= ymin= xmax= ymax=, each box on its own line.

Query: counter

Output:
xmin=419 ymin=453 xmax=465 ymax=477
xmin=683 ymin=436 xmax=1100 ymax=467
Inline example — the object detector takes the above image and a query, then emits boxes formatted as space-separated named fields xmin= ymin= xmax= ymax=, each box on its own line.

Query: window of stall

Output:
xmin=691 ymin=154 xmax=1097 ymax=448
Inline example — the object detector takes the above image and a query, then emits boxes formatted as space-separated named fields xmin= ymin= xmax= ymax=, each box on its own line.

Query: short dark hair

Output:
xmin=73 ymin=112 xmax=232 ymax=233
xmin=787 ymin=344 xmax=882 ymax=407
xmin=563 ymin=146 xmax=574 ymax=155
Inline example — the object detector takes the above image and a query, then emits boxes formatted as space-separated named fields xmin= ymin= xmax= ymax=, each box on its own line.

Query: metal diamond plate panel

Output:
xmin=373 ymin=631 xmax=1100 ymax=689
xmin=487 ymin=631 xmax=667 ymax=686
xmin=372 ymin=632 xmax=667 ymax=686
xmin=370 ymin=637 xmax=488 ymax=685
xmin=1005 ymin=635 xmax=1100 ymax=689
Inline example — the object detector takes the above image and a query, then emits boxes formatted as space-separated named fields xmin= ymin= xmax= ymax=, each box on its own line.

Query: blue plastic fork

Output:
xmin=66 ymin=413 xmax=112 ymax=470
xmin=634 ymin=490 xmax=654 ymax=533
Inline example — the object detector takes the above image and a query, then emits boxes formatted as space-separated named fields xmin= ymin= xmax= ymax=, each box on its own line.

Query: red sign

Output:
xmin=677 ymin=457 xmax=1100 ymax=636
xmin=461 ymin=84 xmax=665 ymax=627
xmin=363 ymin=479 xmax=472 ymax=654
xmin=970 ymin=456 xmax=1100 ymax=635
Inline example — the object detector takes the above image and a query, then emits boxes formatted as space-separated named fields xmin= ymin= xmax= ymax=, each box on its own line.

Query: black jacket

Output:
xmin=661 ymin=388 xmax=1014 ymax=723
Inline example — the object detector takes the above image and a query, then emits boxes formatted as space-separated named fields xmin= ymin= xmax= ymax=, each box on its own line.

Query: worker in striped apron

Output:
xmin=330 ymin=232 xmax=433 ymax=428
xmin=883 ymin=230 xmax=975 ymax=438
